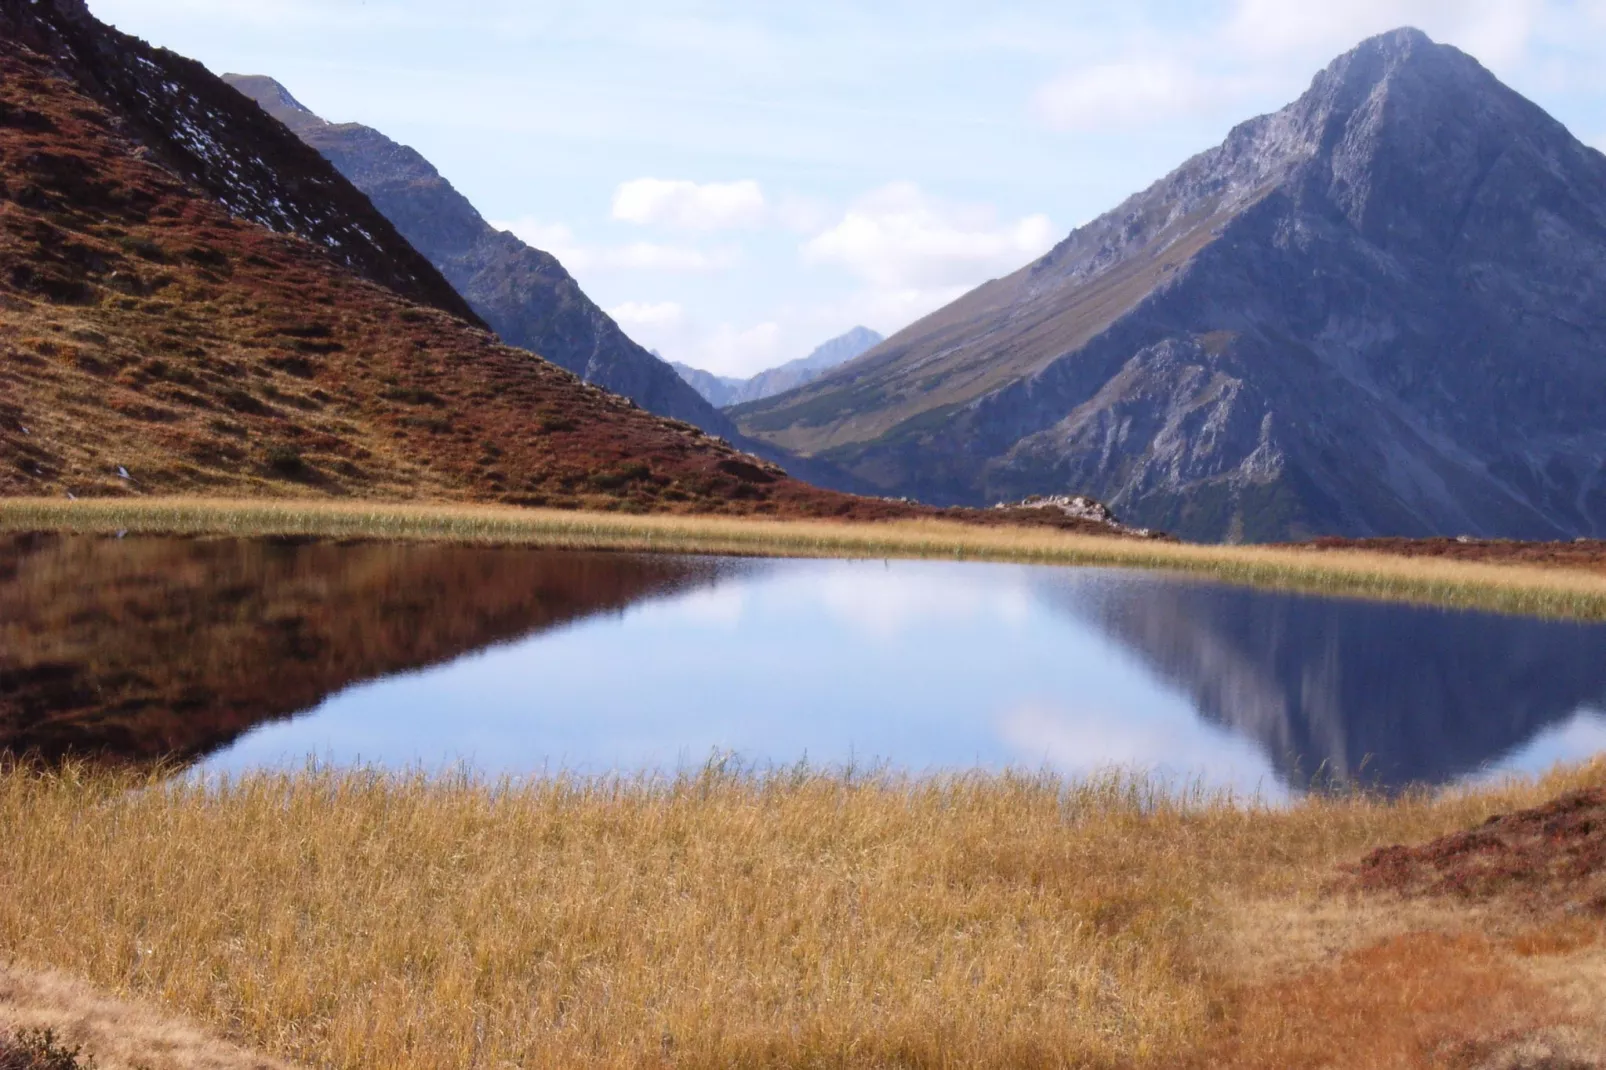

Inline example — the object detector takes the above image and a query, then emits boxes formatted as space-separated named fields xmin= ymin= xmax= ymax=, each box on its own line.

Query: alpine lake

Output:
xmin=5 ymin=532 xmax=1604 ymax=800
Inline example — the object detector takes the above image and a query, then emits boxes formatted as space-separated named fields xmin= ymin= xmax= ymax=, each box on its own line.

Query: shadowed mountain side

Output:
xmin=1059 ymin=577 xmax=1606 ymax=789
xmin=0 ymin=535 xmax=724 ymax=764
xmin=736 ymin=29 xmax=1606 ymax=541
xmin=0 ymin=0 xmax=479 ymax=324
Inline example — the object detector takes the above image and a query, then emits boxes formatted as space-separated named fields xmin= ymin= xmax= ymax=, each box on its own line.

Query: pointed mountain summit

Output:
xmin=736 ymin=29 xmax=1606 ymax=541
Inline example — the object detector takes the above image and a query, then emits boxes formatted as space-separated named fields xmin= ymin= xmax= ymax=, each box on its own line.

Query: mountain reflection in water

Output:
xmin=1054 ymin=574 xmax=1606 ymax=789
xmin=0 ymin=534 xmax=723 ymax=764
xmin=3 ymin=539 xmax=1604 ymax=793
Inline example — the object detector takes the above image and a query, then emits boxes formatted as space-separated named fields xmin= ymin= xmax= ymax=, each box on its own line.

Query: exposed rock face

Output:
xmin=735 ymin=29 xmax=1606 ymax=541
xmin=994 ymin=495 xmax=1160 ymax=538
xmin=0 ymin=0 xmax=479 ymax=324
xmin=223 ymin=75 xmax=741 ymax=436
xmin=673 ymin=327 xmax=884 ymax=408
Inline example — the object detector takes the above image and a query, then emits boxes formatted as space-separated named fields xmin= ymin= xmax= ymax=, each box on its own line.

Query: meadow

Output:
xmin=5 ymin=496 xmax=1606 ymax=621
xmin=2 ymin=761 xmax=1604 ymax=1069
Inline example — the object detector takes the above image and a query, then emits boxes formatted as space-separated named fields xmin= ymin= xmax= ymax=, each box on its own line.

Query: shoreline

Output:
xmin=4 ymin=496 xmax=1606 ymax=620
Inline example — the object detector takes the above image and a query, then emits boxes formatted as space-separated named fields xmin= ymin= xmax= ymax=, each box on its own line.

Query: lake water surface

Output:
xmin=4 ymin=535 xmax=1604 ymax=796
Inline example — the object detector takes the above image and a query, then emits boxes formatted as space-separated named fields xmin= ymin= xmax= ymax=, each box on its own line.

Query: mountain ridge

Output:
xmin=736 ymin=28 xmax=1606 ymax=541
xmin=2 ymin=0 xmax=481 ymax=326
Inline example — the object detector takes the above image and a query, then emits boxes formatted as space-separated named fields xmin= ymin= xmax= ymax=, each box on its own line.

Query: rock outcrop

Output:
xmin=735 ymin=29 xmax=1606 ymax=541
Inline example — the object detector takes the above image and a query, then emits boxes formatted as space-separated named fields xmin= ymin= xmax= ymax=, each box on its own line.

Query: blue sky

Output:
xmin=91 ymin=1 xmax=1606 ymax=376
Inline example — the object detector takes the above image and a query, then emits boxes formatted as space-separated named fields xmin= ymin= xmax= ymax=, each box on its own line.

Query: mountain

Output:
xmin=0 ymin=0 xmax=905 ymax=519
xmin=2 ymin=1 xmax=477 ymax=325
xmin=223 ymin=74 xmax=743 ymax=438
xmin=670 ymin=364 xmax=745 ymax=409
xmin=735 ymin=29 xmax=1606 ymax=542
xmin=672 ymin=327 xmax=884 ymax=408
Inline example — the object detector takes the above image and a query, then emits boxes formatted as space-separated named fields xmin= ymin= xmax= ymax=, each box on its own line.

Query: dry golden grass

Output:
xmin=0 ymin=964 xmax=298 ymax=1070
xmin=3 ymin=761 xmax=1605 ymax=1069
xmin=5 ymin=497 xmax=1606 ymax=621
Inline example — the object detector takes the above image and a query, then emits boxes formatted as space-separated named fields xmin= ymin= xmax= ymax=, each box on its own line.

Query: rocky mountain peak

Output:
xmin=735 ymin=27 xmax=1606 ymax=541
xmin=224 ymin=74 xmax=317 ymax=121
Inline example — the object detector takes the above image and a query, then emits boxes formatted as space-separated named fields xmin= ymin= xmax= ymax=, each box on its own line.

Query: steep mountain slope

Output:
xmin=223 ymin=74 xmax=740 ymax=436
xmin=736 ymin=29 xmax=1606 ymax=541
xmin=0 ymin=12 xmax=905 ymax=519
xmin=2 ymin=0 xmax=478 ymax=324
xmin=673 ymin=326 xmax=884 ymax=408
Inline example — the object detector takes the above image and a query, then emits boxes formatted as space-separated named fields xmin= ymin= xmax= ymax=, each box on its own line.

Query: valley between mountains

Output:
xmin=6 ymin=4 xmax=1606 ymax=1069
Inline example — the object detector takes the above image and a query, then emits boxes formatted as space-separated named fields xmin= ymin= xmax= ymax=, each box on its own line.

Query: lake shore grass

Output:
xmin=3 ymin=761 xmax=1604 ymax=1069
xmin=4 ymin=495 xmax=1606 ymax=620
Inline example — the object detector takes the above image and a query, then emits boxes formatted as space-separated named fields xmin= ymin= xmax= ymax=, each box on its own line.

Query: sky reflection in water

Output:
xmin=202 ymin=557 xmax=1606 ymax=797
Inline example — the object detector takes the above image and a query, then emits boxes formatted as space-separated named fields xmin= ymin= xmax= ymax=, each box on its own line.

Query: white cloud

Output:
xmin=996 ymin=701 xmax=1282 ymax=797
xmin=1030 ymin=0 xmax=1557 ymax=139
xmin=773 ymin=192 xmax=834 ymax=234
xmin=611 ymin=178 xmax=767 ymax=230
xmin=493 ymin=219 xmax=739 ymax=274
xmin=606 ymin=300 xmax=781 ymax=377
xmin=812 ymin=568 xmax=1032 ymax=641
xmin=803 ymin=182 xmax=1053 ymax=289
xmin=804 ymin=182 xmax=1055 ymax=291
xmin=703 ymin=321 xmax=784 ymax=374
xmin=608 ymin=300 xmax=686 ymax=330
xmin=1034 ymin=59 xmax=1220 ymax=132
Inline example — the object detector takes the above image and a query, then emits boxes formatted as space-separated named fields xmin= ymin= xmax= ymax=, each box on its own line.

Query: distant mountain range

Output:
xmin=671 ymin=327 xmax=884 ymax=409
xmin=735 ymin=29 xmax=1606 ymax=542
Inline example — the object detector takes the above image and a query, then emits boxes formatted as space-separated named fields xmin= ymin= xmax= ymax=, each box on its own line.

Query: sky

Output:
xmin=89 ymin=1 xmax=1606 ymax=377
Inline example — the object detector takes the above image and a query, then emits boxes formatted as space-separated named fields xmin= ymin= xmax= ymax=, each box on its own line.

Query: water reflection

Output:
xmin=4 ymin=537 xmax=1605 ymax=793
xmin=0 ymin=534 xmax=722 ymax=763
xmin=1057 ymin=575 xmax=1606 ymax=788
